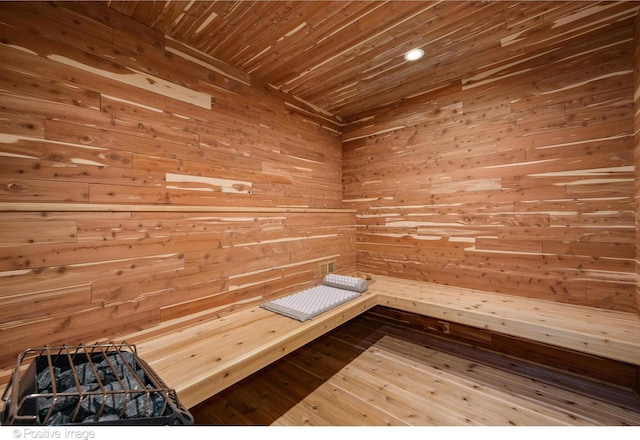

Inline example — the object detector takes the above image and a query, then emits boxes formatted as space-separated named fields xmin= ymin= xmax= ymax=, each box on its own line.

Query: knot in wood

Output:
xmin=7 ymin=182 xmax=26 ymax=192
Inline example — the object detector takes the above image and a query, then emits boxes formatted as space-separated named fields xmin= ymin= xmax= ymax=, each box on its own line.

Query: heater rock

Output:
xmin=4 ymin=344 xmax=193 ymax=425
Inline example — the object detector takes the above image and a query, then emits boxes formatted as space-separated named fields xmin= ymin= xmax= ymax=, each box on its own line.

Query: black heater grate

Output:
xmin=1 ymin=343 xmax=193 ymax=425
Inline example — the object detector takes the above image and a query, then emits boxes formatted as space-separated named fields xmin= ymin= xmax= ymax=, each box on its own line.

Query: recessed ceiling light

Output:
xmin=404 ymin=48 xmax=424 ymax=61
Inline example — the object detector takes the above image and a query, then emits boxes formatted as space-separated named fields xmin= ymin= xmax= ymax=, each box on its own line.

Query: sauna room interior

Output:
xmin=1 ymin=0 xmax=640 ymax=428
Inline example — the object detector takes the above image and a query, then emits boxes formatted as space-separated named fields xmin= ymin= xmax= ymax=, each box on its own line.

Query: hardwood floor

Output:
xmin=190 ymin=313 xmax=640 ymax=426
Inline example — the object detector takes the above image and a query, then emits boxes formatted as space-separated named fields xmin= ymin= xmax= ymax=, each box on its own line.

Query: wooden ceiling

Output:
xmin=107 ymin=1 xmax=640 ymax=122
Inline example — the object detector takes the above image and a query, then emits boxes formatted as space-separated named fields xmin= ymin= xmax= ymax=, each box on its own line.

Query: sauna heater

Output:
xmin=1 ymin=343 xmax=193 ymax=425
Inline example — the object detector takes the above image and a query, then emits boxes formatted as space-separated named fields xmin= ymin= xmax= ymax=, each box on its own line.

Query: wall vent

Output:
xmin=319 ymin=260 xmax=336 ymax=276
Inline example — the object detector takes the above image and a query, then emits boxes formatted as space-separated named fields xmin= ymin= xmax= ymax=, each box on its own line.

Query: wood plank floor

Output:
xmin=190 ymin=313 xmax=640 ymax=426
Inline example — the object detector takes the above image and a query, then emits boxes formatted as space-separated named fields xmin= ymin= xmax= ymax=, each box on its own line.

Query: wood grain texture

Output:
xmin=93 ymin=292 xmax=378 ymax=409
xmin=2 ymin=272 xmax=639 ymax=413
xmin=370 ymin=306 xmax=639 ymax=390
xmin=106 ymin=1 xmax=640 ymax=121
xmin=634 ymin=10 xmax=640 ymax=314
xmin=0 ymin=1 xmax=639 ymax=378
xmin=343 ymin=13 xmax=638 ymax=312
xmin=0 ymin=2 xmax=355 ymax=369
xmin=191 ymin=312 xmax=640 ymax=426
xmin=369 ymin=275 xmax=640 ymax=366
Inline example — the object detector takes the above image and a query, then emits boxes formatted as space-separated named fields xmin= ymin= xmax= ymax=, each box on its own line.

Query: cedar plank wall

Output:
xmin=635 ymin=11 xmax=640 ymax=314
xmin=344 ymin=12 xmax=638 ymax=312
xmin=0 ymin=2 xmax=354 ymax=368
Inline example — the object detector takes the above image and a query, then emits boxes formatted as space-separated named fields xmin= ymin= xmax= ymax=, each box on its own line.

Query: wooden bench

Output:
xmin=0 ymin=290 xmax=379 ymax=411
xmin=372 ymin=276 xmax=640 ymax=367
xmin=112 ymin=291 xmax=378 ymax=409
xmin=2 ymin=274 xmax=639 ymax=413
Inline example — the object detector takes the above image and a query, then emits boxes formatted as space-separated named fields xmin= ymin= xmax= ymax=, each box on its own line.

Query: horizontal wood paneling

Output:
xmin=343 ymin=15 xmax=637 ymax=312
xmin=0 ymin=1 xmax=638 ymax=371
xmin=0 ymin=3 xmax=354 ymax=368
xmin=634 ymin=11 xmax=640 ymax=314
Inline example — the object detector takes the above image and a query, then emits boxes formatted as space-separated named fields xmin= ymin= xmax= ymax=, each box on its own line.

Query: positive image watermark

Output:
xmin=7 ymin=428 xmax=96 ymax=440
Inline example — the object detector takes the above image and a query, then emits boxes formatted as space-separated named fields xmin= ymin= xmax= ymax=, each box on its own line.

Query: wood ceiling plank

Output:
xmin=232 ymin=2 xmax=321 ymax=69
xmin=102 ymin=1 xmax=640 ymax=120
xmin=130 ymin=0 xmax=169 ymax=25
xmin=239 ymin=1 xmax=341 ymax=76
xmin=136 ymin=1 xmax=192 ymax=34
xmin=195 ymin=1 xmax=282 ymax=64
xmin=292 ymin=2 xmax=508 ymax=115
xmin=168 ymin=1 xmax=230 ymax=45
xmin=278 ymin=2 xmax=431 ymax=89
xmin=349 ymin=17 xmax=633 ymax=119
